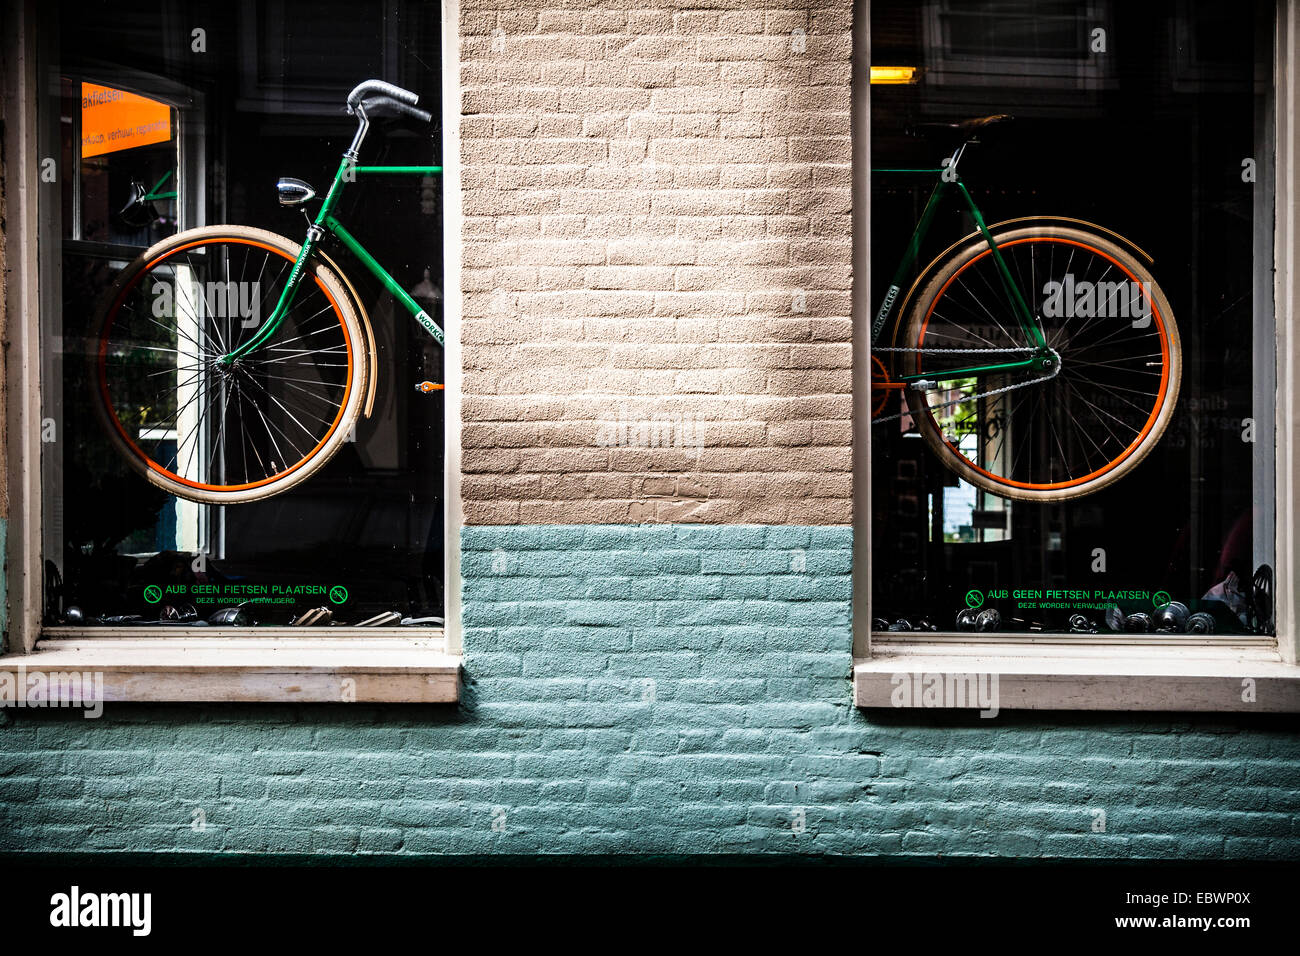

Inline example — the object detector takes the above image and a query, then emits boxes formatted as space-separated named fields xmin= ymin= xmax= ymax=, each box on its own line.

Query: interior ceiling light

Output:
xmin=870 ymin=65 xmax=919 ymax=84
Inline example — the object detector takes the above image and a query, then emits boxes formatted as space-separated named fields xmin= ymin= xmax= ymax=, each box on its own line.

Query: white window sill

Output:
xmin=1 ymin=631 xmax=461 ymax=703
xmin=854 ymin=641 xmax=1300 ymax=712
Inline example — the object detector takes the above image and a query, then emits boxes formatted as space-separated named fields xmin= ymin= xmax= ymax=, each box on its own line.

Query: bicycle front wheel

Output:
xmin=901 ymin=225 xmax=1181 ymax=501
xmin=95 ymin=225 xmax=368 ymax=504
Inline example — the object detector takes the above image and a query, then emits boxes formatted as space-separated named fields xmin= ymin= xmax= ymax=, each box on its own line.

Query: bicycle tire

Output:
xmin=901 ymin=224 xmax=1181 ymax=501
xmin=93 ymin=225 xmax=369 ymax=504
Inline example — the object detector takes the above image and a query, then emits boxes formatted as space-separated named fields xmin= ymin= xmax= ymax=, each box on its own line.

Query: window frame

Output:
xmin=0 ymin=0 xmax=464 ymax=701
xmin=852 ymin=0 xmax=1300 ymax=711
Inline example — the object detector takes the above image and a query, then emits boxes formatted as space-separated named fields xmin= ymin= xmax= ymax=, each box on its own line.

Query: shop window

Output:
xmin=37 ymin=0 xmax=446 ymax=631
xmin=869 ymin=0 xmax=1277 ymax=640
xmin=922 ymin=0 xmax=1114 ymax=87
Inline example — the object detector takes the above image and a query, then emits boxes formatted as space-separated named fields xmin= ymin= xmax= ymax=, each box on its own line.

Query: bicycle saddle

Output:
xmin=947 ymin=113 xmax=1014 ymax=130
xmin=117 ymin=180 xmax=160 ymax=228
xmin=908 ymin=113 xmax=1015 ymax=137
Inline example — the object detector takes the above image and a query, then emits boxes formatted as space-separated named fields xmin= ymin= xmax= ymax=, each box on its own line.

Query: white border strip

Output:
xmin=855 ymin=645 xmax=1300 ymax=712
xmin=852 ymin=0 xmax=872 ymax=658
xmin=441 ymin=0 xmax=465 ymax=656
xmin=1275 ymin=0 xmax=1299 ymax=665
xmin=3 ymin=0 xmax=43 ymax=655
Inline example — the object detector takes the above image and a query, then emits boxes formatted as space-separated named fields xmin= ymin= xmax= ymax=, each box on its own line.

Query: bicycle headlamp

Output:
xmin=276 ymin=177 xmax=316 ymax=206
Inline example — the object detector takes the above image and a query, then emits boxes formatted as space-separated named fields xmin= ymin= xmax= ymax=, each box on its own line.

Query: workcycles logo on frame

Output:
xmin=0 ymin=666 xmax=105 ymax=718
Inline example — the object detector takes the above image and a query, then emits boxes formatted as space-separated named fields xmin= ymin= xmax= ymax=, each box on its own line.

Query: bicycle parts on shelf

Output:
xmin=1154 ymin=601 xmax=1190 ymax=631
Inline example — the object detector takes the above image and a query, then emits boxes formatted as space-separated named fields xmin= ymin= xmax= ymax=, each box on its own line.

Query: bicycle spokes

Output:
xmin=906 ymin=233 xmax=1176 ymax=494
xmin=98 ymin=236 xmax=356 ymax=495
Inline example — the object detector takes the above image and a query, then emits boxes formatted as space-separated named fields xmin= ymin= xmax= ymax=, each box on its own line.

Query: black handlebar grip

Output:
xmin=347 ymin=79 xmax=419 ymax=111
xmin=400 ymin=103 xmax=434 ymax=124
xmin=358 ymin=96 xmax=433 ymax=124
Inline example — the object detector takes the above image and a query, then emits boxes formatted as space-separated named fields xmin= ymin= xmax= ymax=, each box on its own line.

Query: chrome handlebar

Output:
xmin=347 ymin=79 xmax=419 ymax=113
xmin=343 ymin=79 xmax=429 ymax=158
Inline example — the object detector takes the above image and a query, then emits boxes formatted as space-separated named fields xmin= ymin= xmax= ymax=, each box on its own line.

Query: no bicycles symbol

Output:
xmin=143 ymin=585 xmax=163 ymax=604
xmin=329 ymin=585 xmax=349 ymax=605
xmin=965 ymin=589 xmax=985 ymax=609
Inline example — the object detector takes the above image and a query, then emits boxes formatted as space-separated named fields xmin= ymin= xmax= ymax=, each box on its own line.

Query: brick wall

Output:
xmin=3 ymin=527 xmax=1299 ymax=859
xmin=459 ymin=2 xmax=853 ymax=525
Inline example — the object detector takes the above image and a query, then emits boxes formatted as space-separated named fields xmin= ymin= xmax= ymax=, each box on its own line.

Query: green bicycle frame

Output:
xmin=141 ymin=170 xmax=178 ymax=202
xmin=221 ymin=157 xmax=444 ymax=364
xmin=871 ymin=166 xmax=1048 ymax=383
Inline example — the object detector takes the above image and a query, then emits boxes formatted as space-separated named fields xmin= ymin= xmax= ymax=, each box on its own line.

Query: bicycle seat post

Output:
xmin=946 ymin=141 xmax=969 ymax=177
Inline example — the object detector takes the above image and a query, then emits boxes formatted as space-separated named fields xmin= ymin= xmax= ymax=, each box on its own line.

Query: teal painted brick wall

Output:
xmin=2 ymin=525 xmax=1299 ymax=859
xmin=0 ymin=518 xmax=7 ymax=653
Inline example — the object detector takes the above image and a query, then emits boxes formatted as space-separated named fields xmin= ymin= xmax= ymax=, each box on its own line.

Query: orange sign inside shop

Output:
xmin=81 ymin=82 xmax=171 ymax=158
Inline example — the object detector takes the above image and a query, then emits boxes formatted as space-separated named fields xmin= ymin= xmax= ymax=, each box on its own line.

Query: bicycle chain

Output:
xmin=874 ymin=346 xmax=1036 ymax=354
xmin=871 ymin=347 xmax=1050 ymax=426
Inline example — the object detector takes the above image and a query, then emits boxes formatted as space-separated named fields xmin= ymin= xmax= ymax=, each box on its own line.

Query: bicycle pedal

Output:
xmin=909 ymin=380 xmax=937 ymax=391
xmin=415 ymin=381 xmax=444 ymax=393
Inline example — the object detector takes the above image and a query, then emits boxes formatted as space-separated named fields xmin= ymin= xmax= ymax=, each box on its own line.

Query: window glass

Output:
xmin=870 ymin=0 xmax=1276 ymax=638
xmin=40 ymin=0 xmax=445 ymax=628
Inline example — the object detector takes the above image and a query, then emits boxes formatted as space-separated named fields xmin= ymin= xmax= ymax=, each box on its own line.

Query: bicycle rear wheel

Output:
xmin=901 ymin=224 xmax=1181 ymax=501
xmin=95 ymin=225 xmax=367 ymax=504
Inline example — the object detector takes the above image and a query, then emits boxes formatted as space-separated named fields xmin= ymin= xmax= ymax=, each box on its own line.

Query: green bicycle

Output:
xmin=872 ymin=115 xmax=1181 ymax=501
xmin=94 ymin=79 xmax=443 ymax=504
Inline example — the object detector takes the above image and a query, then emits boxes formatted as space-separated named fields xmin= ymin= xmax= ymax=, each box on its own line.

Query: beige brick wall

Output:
xmin=460 ymin=1 xmax=853 ymax=525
